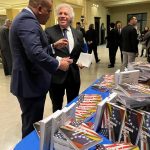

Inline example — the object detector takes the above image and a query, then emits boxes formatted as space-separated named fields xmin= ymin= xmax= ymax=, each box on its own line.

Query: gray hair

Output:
xmin=56 ymin=3 xmax=75 ymax=21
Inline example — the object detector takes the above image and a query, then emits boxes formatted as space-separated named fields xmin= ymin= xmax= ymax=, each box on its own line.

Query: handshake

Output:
xmin=58 ymin=57 xmax=73 ymax=71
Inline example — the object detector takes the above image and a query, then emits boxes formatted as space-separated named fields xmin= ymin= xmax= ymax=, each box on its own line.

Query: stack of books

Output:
xmin=96 ymin=143 xmax=139 ymax=150
xmin=59 ymin=122 xmax=103 ymax=150
xmin=112 ymin=83 xmax=150 ymax=108
xmin=128 ymin=61 xmax=150 ymax=83
xmin=75 ymin=94 xmax=102 ymax=122
xmin=139 ymin=110 xmax=150 ymax=150
xmin=115 ymin=69 xmax=139 ymax=85
xmin=92 ymin=75 xmax=115 ymax=92
xmin=98 ymin=102 xmax=126 ymax=143
xmin=121 ymin=108 xmax=143 ymax=145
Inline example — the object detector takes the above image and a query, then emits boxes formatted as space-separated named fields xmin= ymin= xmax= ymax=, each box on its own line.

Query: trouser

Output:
xmin=88 ymin=44 xmax=99 ymax=62
xmin=109 ymin=47 xmax=118 ymax=66
xmin=1 ymin=50 xmax=12 ymax=75
xmin=17 ymin=95 xmax=46 ymax=138
xmin=121 ymin=51 xmax=136 ymax=70
xmin=49 ymin=72 xmax=80 ymax=112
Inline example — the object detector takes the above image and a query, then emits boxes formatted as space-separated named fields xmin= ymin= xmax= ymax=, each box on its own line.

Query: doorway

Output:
xmin=94 ymin=17 xmax=101 ymax=45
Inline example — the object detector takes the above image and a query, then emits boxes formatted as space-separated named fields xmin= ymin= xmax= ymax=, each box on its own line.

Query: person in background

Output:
xmin=101 ymin=23 xmax=106 ymax=45
xmin=9 ymin=0 xmax=71 ymax=138
xmin=115 ymin=20 xmax=123 ymax=63
xmin=0 ymin=19 xmax=12 ymax=76
xmin=121 ymin=16 xmax=139 ymax=70
xmin=76 ymin=22 xmax=85 ymax=37
xmin=140 ymin=26 xmax=149 ymax=57
xmin=106 ymin=22 xmax=119 ymax=68
xmin=85 ymin=24 xmax=100 ymax=63
xmin=45 ymin=3 xmax=84 ymax=112
xmin=144 ymin=30 xmax=150 ymax=63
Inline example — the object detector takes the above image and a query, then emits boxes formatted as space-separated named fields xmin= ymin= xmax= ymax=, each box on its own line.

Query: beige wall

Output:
xmin=86 ymin=0 xmax=108 ymax=30
xmin=6 ymin=8 xmax=20 ymax=20
xmin=109 ymin=3 xmax=150 ymax=28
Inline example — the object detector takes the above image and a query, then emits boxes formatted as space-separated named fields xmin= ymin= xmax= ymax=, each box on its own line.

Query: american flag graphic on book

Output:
xmin=99 ymin=102 xmax=126 ymax=142
xmin=140 ymin=111 xmax=150 ymax=150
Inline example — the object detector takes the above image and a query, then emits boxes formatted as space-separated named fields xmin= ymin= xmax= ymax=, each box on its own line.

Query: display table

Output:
xmin=14 ymin=81 xmax=112 ymax=150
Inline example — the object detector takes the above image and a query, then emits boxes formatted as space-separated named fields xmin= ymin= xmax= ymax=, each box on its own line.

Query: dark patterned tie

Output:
xmin=63 ymin=28 xmax=69 ymax=52
xmin=63 ymin=28 xmax=68 ymax=39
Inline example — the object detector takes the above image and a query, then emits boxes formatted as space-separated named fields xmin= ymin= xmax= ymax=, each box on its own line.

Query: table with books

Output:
xmin=14 ymin=70 xmax=150 ymax=150
xmin=14 ymin=76 xmax=113 ymax=150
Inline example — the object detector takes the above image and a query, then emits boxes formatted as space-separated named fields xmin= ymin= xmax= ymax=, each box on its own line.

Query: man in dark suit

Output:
xmin=85 ymin=24 xmax=100 ymax=63
xmin=115 ymin=21 xmax=123 ymax=63
xmin=121 ymin=16 xmax=138 ymax=70
xmin=0 ymin=19 xmax=12 ymax=75
xmin=106 ymin=22 xmax=119 ymax=68
xmin=76 ymin=22 xmax=85 ymax=37
xmin=45 ymin=3 xmax=84 ymax=112
xmin=9 ymin=0 xmax=71 ymax=138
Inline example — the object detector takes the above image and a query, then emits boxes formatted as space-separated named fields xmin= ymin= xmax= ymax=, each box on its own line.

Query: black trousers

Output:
xmin=1 ymin=50 xmax=12 ymax=75
xmin=17 ymin=95 xmax=46 ymax=138
xmin=109 ymin=47 xmax=118 ymax=66
xmin=88 ymin=44 xmax=99 ymax=62
xmin=49 ymin=72 xmax=80 ymax=112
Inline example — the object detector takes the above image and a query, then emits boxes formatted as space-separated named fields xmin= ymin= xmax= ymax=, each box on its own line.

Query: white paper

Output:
xmin=77 ymin=52 xmax=93 ymax=68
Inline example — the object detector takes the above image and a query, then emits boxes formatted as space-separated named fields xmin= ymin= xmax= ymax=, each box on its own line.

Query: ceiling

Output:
xmin=0 ymin=0 xmax=150 ymax=14
xmin=100 ymin=0 xmax=150 ymax=7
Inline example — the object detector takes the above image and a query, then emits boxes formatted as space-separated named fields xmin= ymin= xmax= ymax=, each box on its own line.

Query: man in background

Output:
xmin=76 ymin=22 xmax=85 ymax=37
xmin=9 ymin=0 xmax=71 ymax=138
xmin=121 ymin=16 xmax=138 ymax=70
xmin=45 ymin=3 xmax=84 ymax=112
xmin=85 ymin=24 xmax=100 ymax=63
xmin=116 ymin=21 xmax=123 ymax=63
xmin=0 ymin=19 xmax=12 ymax=75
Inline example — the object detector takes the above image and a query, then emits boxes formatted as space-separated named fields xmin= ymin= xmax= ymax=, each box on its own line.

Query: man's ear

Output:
xmin=37 ymin=5 xmax=43 ymax=14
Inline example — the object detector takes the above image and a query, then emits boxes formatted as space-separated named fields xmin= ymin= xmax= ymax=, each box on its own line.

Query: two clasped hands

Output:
xmin=52 ymin=38 xmax=84 ymax=71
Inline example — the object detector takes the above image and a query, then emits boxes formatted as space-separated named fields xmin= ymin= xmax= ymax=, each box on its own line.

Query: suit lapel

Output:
xmin=70 ymin=27 xmax=77 ymax=54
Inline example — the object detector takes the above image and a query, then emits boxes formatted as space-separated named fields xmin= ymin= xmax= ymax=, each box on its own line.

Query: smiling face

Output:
xmin=57 ymin=7 xmax=72 ymax=28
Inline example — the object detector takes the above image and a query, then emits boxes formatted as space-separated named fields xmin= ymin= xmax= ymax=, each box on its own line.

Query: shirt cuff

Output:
xmin=50 ymin=44 xmax=55 ymax=54
xmin=56 ymin=56 xmax=62 ymax=69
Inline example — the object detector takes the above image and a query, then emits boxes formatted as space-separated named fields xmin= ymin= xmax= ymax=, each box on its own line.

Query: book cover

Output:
xmin=118 ymin=83 xmax=150 ymax=98
xmin=140 ymin=111 xmax=150 ymax=150
xmin=99 ymin=102 xmax=126 ymax=143
xmin=62 ymin=102 xmax=76 ymax=122
xmin=96 ymin=143 xmax=140 ymax=150
xmin=33 ymin=121 xmax=40 ymax=138
xmin=92 ymin=75 xmax=115 ymax=92
xmin=119 ymin=70 xmax=139 ymax=84
xmin=59 ymin=123 xmax=103 ymax=150
xmin=50 ymin=110 xmax=64 ymax=150
xmin=75 ymin=94 xmax=102 ymax=122
xmin=121 ymin=108 xmax=143 ymax=145
xmin=40 ymin=110 xmax=61 ymax=150
xmin=94 ymin=93 xmax=117 ymax=132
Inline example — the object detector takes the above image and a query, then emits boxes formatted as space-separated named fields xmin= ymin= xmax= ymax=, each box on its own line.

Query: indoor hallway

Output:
xmin=0 ymin=44 xmax=146 ymax=150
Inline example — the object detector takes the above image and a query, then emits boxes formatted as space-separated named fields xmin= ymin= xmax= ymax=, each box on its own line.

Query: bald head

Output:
xmin=28 ymin=0 xmax=53 ymax=25
xmin=29 ymin=0 xmax=52 ymax=8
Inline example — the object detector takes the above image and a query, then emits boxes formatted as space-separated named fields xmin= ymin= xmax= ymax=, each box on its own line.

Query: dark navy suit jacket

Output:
xmin=9 ymin=9 xmax=59 ymax=98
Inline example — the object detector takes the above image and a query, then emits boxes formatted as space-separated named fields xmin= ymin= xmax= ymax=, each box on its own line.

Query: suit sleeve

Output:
xmin=17 ymin=26 xmax=59 ymax=73
xmin=131 ymin=28 xmax=138 ymax=53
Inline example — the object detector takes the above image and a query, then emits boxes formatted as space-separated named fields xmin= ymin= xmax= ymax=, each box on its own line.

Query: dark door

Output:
xmin=94 ymin=17 xmax=101 ymax=45
xmin=107 ymin=15 xmax=110 ymax=35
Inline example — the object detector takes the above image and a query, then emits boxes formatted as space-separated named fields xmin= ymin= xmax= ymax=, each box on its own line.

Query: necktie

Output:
xmin=63 ymin=28 xmax=68 ymax=39
xmin=63 ymin=29 xmax=69 ymax=52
